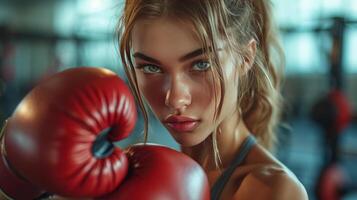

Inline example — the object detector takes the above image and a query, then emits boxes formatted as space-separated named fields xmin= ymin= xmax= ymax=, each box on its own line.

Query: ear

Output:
xmin=242 ymin=39 xmax=257 ymax=74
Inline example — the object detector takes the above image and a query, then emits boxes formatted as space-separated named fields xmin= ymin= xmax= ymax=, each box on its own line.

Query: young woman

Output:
xmin=118 ymin=0 xmax=308 ymax=199
xmin=0 ymin=1 xmax=308 ymax=200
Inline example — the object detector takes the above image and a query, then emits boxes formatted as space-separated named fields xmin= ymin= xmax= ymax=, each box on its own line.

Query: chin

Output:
xmin=170 ymin=131 xmax=209 ymax=147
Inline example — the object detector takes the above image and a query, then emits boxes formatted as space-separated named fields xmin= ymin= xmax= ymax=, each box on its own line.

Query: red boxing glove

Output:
xmin=0 ymin=66 xmax=210 ymax=199
xmin=0 ymin=129 xmax=44 ymax=199
xmin=97 ymin=144 xmax=210 ymax=200
xmin=0 ymin=67 xmax=137 ymax=198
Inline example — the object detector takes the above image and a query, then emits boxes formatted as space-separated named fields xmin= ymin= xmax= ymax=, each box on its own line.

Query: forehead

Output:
xmin=131 ymin=17 xmax=202 ymax=56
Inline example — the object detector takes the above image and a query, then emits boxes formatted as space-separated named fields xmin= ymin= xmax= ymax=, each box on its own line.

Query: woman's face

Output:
xmin=131 ymin=17 xmax=241 ymax=147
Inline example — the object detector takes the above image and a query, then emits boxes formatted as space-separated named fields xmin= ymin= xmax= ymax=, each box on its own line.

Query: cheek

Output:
xmin=193 ymin=72 xmax=221 ymax=120
xmin=136 ymin=74 xmax=166 ymax=112
xmin=222 ymin=54 xmax=240 ymax=102
xmin=221 ymin=72 xmax=239 ymax=116
xmin=193 ymin=74 xmax=216 ymax=105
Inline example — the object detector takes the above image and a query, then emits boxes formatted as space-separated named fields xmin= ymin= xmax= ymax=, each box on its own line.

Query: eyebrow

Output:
xmin=132 ymin=48 xmax=207 ymax=65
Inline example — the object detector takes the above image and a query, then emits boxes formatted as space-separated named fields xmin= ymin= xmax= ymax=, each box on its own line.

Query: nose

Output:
xmin=165 ymin=75 xmax=192 ymax=113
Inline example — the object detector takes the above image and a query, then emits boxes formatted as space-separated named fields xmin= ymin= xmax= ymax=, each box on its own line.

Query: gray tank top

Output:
xmin=210 ymin=135 xmax=256 ymax=200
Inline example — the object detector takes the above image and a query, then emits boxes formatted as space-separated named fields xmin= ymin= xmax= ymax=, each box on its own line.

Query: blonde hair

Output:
xmin=117 ymin=0 xmax=284 ymax=165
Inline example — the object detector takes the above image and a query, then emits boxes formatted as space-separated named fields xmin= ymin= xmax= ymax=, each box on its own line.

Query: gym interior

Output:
xmin=0 ymin=0 xmax=356 ymax=199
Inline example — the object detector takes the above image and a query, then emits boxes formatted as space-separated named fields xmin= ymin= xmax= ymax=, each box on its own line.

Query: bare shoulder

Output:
xmin=233 ymin=164 xmax=308 ymax=200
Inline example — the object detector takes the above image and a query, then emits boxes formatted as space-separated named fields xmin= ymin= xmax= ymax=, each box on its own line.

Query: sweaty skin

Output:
xmin=131 ymin=17 xmax=308 ymax=200
xmin=30 ymin=17 xmax=307 ymax=200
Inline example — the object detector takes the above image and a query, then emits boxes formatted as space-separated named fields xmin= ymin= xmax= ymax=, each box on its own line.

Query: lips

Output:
xmin=164 ymin=115 xmax=200 ymax=132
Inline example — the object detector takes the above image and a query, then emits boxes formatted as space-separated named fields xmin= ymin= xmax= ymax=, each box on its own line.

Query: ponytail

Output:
xmin=239 ymin=0 xmax=284 ymax=150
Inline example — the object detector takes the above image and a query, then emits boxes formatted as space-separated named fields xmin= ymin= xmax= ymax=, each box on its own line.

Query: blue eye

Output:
xmin=140 ymin=65 xmax=162 ymax=74
xmin=192 ymin=61 xmax=211 ymax=71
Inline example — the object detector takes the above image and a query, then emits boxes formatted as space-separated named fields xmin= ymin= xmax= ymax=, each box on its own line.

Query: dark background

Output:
xmin=0 ymin=0 xmax=356 ymax=199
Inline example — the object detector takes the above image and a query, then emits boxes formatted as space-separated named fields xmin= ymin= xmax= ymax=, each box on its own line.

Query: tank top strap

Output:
xmin=210 ymin=135 xmax=256 ymax=200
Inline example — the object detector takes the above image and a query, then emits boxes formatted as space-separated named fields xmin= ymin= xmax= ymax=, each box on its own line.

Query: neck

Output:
xmin=181 ymin=110 xmax=251 ymax=171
